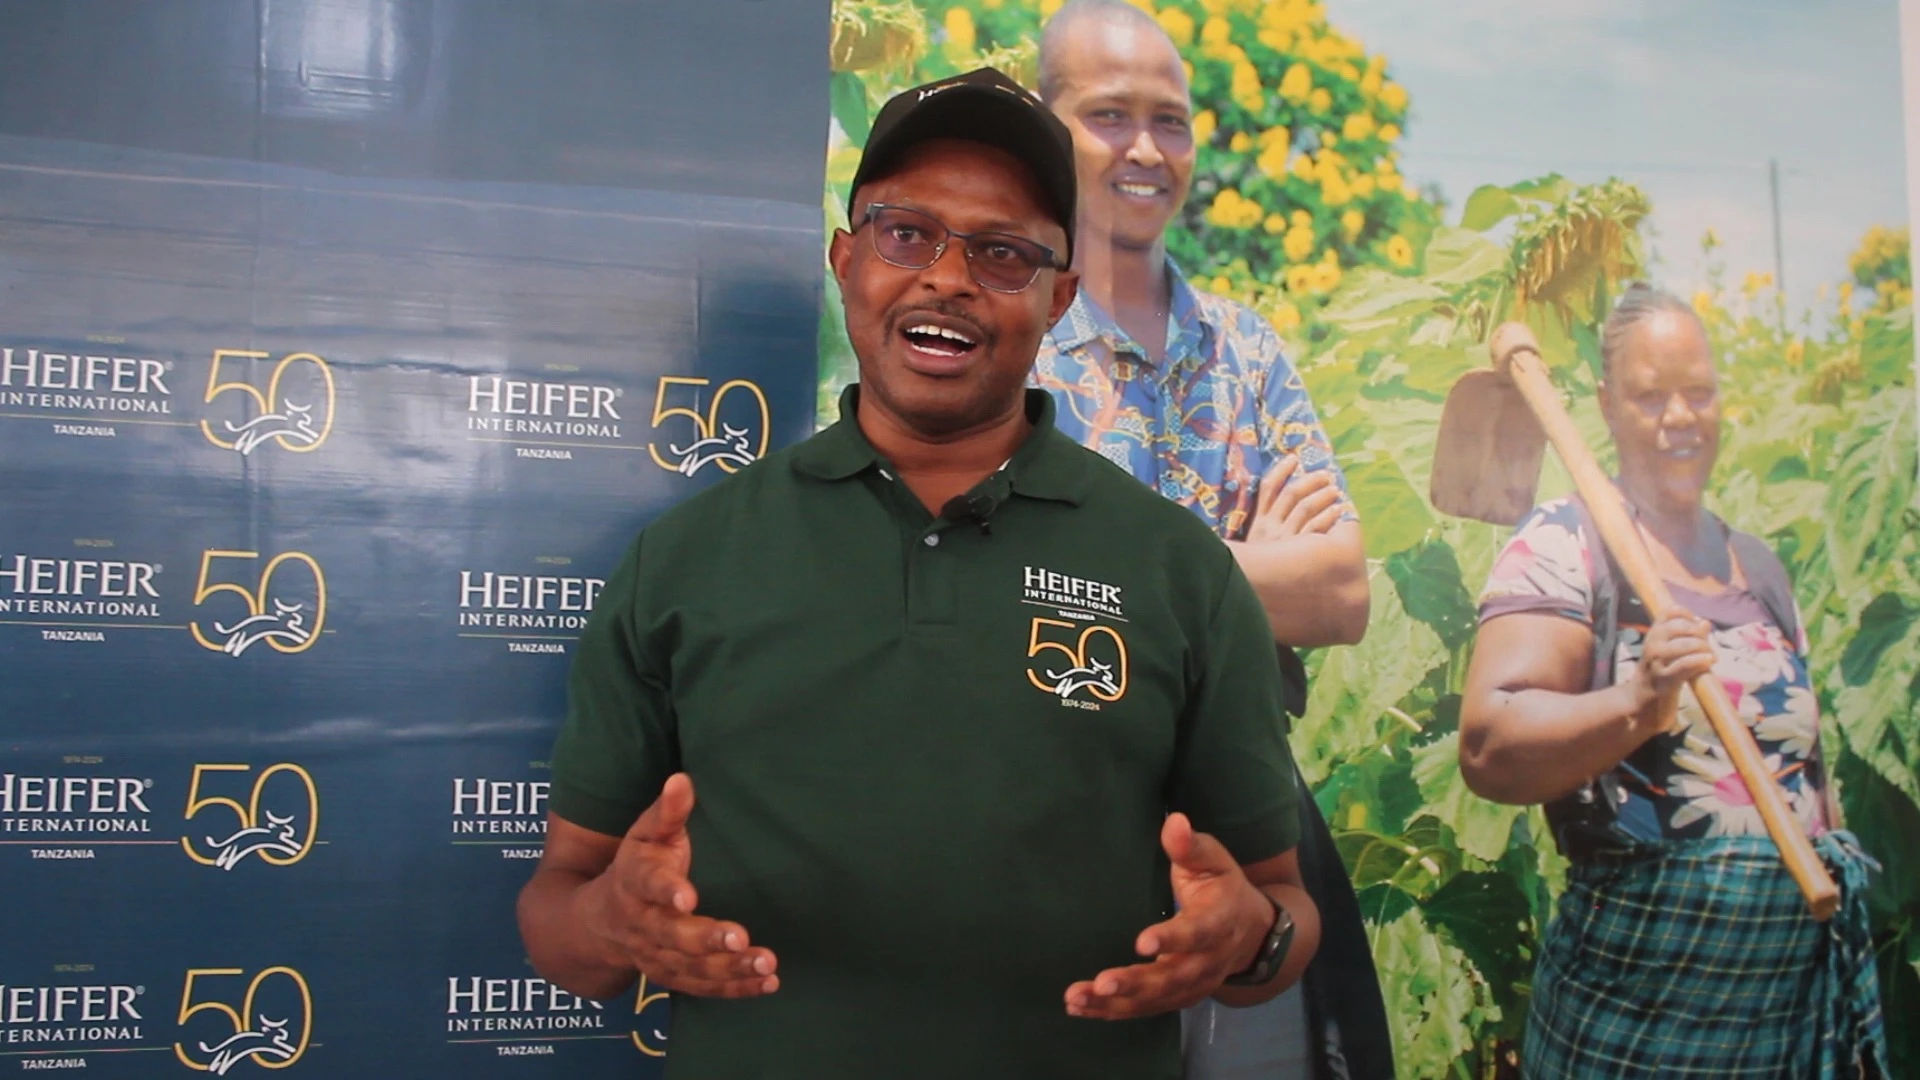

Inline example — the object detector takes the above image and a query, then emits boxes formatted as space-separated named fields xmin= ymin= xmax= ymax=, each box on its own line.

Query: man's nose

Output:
xmin=1126 ymin=126 xmax=1165 ymax=168
xmin=918 ymin=237 xmax=978 ymax=295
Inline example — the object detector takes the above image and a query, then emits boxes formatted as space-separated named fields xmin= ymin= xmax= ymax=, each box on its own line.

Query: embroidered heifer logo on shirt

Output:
xmin=1026 ymin=618 xmax=1129 ymax=709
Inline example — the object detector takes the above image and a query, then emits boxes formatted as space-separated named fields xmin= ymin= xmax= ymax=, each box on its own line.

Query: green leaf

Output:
xmin=1374 ymin=908 xmax=1490 ymax=1080
xmin=1841 ymin=593 xmax=1919 ymax=686
xmin=1355 ymin=881 xmax=1418 ymax=925
xmin=1411 ymin=734 xmax=1528 ymax=863
xmin=1422 ymin=871 xmax=1535 ymax=1018
xmin=1296 ymin=578 xmax=1446 ymax=783
xmin=1421 ymin=227 xmax=1508 ymax=287
xmin=1343 ymin=452 xmax=1437 ymax=558
xmin=830 ymin=71 xmax=871 ymax=146
xmin=1386 ymin=541 xmax=1477 ymax=650
xmin=1458 ymin=185 xmax=1520 ymax=232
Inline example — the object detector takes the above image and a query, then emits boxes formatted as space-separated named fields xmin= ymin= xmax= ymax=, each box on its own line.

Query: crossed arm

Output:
xmin=1226 ymin=457 xmax=1370 ymax=647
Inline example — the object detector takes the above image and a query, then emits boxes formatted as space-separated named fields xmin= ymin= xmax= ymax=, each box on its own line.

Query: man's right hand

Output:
xmin=1246 ymin=456 xmax=1345 ymax=544
xmin=575 ymin=773 xmax=780 ymax=998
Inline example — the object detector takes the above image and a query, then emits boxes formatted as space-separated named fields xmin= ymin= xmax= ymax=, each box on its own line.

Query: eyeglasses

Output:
xmin=857 ymin=203 xmax=1064 ymax=294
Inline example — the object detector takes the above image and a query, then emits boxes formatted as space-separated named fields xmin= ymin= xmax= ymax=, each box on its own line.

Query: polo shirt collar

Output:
xmin=1044 ymin=256 xmax=1207 ymax=372
xmin=794 ymin=383 xmax=1090 ymax=505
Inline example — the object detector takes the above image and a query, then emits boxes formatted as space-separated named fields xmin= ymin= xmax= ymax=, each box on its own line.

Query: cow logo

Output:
xmin=199 ymin=350 xmax=335 ymax=456
xmin=180 ymin=764 xmax=319 ymax=870
xmin=1026 ymin=618 xmax=1129 ymax=707
xmin=189 ymin=551 xmax=327 ymax=657
xmin=646 ymin=376 xmax=769 ymax=477
xmin=173 ymin=967 xmax=312 ymax=1073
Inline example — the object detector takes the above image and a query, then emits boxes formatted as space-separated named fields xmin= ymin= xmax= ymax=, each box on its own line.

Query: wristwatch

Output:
xmin=1221 ymin=892 xmax=1295 ymax=986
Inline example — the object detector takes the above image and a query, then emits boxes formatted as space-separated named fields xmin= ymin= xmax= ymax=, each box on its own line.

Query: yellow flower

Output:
xmin=1309 ymin=87 xmax=1333 ymax=114
xmin=1279 ymin=63 xmax=1313 ymax=104
xmin=1342 ymin=113 xmax=1375 ymax=141
xmin=1359 ymin=68 xmax=1383 ymax=97
xmin=1257 ymin=140 xmax=1289 ymax=178
xmin=1290 ymin=209 xmax=1312 ymax=228
xmin=943 ymin=7 xmax=976 ymax=53
xmin=1212 ymin=275 xmax=1234 ymax=294
xmin=1741 ymin=270 xmax=1774 ymax=296
xmin=1785 ymin=338 xmax=1806 ymax=366
xmin=1284 ymin=225 xmax=1315 ymax=261
xmin=1259 ymin=125 xmax=1291 ymax=148
xmin=1230 ymin=131 xmax=1252 ymax=153
xmin=1378 ymin=123 xmax=1400 ymax=143
xmin=1124 ymin=0 xmax=1156 ymax=13
xmin=1310 ymin=261 xmax=1342 ymax=292
xmin=1838 ymin=280 xmax=1855 ymax=310
xmin=1041 ymin=0 xmax=1064 ymax=18
xmin=1158 ymin=7 xmax=1197 ymax=47
xmin=1379 ymin=81 xmax=1408 ymax=113
xmin=1200 ymin=16 xmax=1232 ymax=46
xmin=1378 ymin=171 xmax=1403 ymax=192
xmin=1183 ymin=59 xmax=1195 ymax=82
xmin=1290 ymin=153 xmax=1316 ymax=182
xmin=1350 ymin=173 xmax=1375 ymax=198
xmin=1205 ymin=188 xmax=1263 ymax=229
xmin=1270 ymin=301 xmax=1302 ymax=332
xmin=1263 ymin=213 xmax=1287 ymax=234
xmin=1850 ymin=317 xmax=1866 ymax=338
xmin=1258 ymin=28 xmax=1291 ymax=51
xmin=1193 ymin=109 xmax=1218 ymax=146
xmin=1202 ymin=0 xmax=1230 ymax=12
xmin=1320 ymin=169 xmax=1352 ymax=206
xmin=1701 ymin=227 xmax=1720 ymax=252
xmin=1341 ymin=209 xmax=1364 ymax=237
xmin=983 ymin=0 xmax=1002 ymax=7
xmin=1285 ymin=264 xmax=1315 ymax=293
xmin=1231 ymin=62 xmax=1264 ymax=111
xmin=1385 ymin=234 xmax=1413 ymax=267
xmin=1692 ymin=290 xmax=1716 ymax=317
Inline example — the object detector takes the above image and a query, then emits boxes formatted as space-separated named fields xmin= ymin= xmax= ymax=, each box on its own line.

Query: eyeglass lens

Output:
xmin=867 ymin=206 xmax=1052 ymax=293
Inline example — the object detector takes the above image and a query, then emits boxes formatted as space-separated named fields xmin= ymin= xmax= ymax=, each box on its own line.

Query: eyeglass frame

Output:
xmin=855 ymin=202 xmax=1067 ymax=294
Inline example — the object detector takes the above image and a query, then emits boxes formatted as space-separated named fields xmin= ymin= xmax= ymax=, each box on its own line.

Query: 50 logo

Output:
xmin=199 ymin=350 xmax=335 ymax=456
xmin=632 ymin=976 xmax=669 ymax=1058
xmin=646 ymin=376 xmax=769 ymax=477
xmin=180 ymin=764 xmax=319 ymax=870
xmin=174 ymin=967 xmax=312 ymax=1074
xmin=189 ymin=551 xmax=327 ymax=657
xmin=1026 ymin=618 xmax=1128 ymax=703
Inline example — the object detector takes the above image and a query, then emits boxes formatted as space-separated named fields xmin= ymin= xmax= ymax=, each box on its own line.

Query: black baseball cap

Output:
xmin=849 ymin=67 xmax=1078 ymax=261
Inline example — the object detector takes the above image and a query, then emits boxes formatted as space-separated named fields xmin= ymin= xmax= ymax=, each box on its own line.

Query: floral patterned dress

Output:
xmin=1478 ymin=496 xmax=1831 ymax=843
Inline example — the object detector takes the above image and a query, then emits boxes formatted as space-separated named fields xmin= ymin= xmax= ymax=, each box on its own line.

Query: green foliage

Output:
xmin=1296 ymin=174 xmax=1919 ymax=1076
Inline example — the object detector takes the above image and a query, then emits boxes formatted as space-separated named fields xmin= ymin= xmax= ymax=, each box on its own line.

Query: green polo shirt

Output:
xmin=550 ymin=386 xmax=1300 ymax=1080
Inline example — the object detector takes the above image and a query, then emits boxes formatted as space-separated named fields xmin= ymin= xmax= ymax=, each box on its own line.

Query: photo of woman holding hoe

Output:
xmin=1456 ymin=284 xmax=1888 ymax=1078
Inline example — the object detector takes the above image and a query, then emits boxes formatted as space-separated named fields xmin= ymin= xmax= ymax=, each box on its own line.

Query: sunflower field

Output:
xmin=819 ymin=2 xmax=1920 ymax=1075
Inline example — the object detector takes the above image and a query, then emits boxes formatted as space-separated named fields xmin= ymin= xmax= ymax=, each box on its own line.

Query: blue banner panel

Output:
xmin=0 ymin=1 xmax=828 ymax=1075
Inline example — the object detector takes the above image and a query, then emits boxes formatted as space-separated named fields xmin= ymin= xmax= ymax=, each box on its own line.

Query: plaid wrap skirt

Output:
xmin=1524 ymin=831 xmax=1886 ymax=1079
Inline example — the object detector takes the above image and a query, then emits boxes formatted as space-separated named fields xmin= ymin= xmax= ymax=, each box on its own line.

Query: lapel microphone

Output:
xmin=939 ymin=492 xmax=999 ymax=536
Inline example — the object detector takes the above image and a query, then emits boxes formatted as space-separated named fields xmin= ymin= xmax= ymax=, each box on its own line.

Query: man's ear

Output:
xmin=1047 ymin=268 xmax=1081 ymax=326
xmin=828 ymin=228 xmax=855 ymax=288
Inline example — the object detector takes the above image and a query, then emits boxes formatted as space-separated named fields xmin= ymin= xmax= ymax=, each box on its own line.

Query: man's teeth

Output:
xmin=906 ymin=324 xmax=976 ymax=347
xmin=1117 ymin=183 xmax=1161 ymax=197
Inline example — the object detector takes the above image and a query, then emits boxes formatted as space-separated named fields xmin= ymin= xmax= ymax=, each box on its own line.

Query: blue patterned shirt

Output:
xmin=1031 ymin=264 xmax=1351 ymax=541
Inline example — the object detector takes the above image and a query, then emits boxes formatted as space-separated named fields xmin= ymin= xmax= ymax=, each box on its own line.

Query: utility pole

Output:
xmin=1769 ymin=158 xmax=1786 ymax=331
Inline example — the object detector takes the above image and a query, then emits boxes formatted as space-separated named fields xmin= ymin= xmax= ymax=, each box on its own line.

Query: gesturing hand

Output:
xmin=1246 ymin=456 xmax=1346 ymax=544
xmin=576 ymin=773 xmax=779 ymax=998
xmin=1630 ymin=612 xmax=1717 ymax=732
xmin=1064 ymin=813 xmax=1274 ymax=1020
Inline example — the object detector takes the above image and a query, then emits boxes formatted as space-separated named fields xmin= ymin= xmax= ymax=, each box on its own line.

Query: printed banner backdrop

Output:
xmin=0 ymin=1 xmax=825 ymax=1076
xmin=819 ymin=1 xmax=1920 ymax=1077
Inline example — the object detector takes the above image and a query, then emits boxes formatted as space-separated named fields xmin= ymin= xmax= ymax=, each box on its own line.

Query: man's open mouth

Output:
xmin=900 ymin=321 xmax=981 ymax=360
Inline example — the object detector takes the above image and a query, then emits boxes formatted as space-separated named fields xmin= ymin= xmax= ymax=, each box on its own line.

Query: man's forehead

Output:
xmin=1054 ymin=18 xmax=1188 ymax=100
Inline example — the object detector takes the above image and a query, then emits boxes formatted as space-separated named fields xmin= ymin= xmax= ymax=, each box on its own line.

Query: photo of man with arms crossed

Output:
xmin=1032 ymin=2 xmax=1390 ymax=1077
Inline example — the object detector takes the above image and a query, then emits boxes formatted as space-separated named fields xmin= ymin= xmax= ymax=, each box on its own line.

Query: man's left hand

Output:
xmin=1063 ymin=813 xmax=1273 ymax=1020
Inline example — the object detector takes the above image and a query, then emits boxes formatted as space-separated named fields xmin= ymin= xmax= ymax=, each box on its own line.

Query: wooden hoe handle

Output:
xmin=1488 ymin=324 xmax=1839 ymax=921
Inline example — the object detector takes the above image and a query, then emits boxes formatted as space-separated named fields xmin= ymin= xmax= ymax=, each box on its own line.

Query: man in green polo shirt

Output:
xmin=516 ymin=67 xmax=1319 ymax=1079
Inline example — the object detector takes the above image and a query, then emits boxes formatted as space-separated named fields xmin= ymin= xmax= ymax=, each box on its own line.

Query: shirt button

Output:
xmin=1225 ymin=480 xmax=1239 ymax=492
xmin=923 ymin=534 xmax=941 ymax=547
